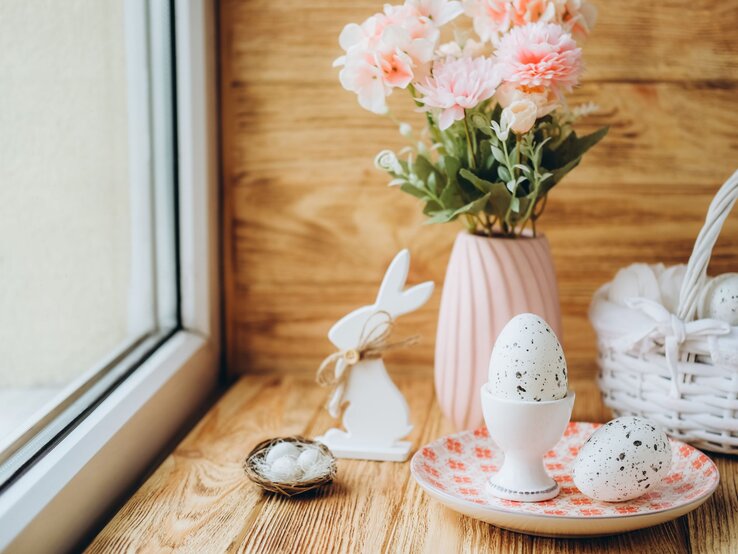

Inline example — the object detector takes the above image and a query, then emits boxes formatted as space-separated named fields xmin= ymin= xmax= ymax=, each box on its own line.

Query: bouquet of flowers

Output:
xmin=335 ymin=0 xmax=608 ymax=237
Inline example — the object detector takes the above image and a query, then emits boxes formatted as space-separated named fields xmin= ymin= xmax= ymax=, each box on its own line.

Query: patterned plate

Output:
xmin=411 ymin=422 xmax=719 ymax=537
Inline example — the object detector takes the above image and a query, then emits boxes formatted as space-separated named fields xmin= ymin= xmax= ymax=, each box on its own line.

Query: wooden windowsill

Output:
xmin=86 ymin=374 xmax=737 ymax=552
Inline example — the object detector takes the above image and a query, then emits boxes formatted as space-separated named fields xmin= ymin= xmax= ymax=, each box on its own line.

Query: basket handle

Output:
xmin=676 ymin=170 xmax=738 ymax=321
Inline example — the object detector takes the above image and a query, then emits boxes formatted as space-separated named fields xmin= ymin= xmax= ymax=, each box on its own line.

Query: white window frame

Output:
xmin=0 ymin=1 xmax=220 ymax=551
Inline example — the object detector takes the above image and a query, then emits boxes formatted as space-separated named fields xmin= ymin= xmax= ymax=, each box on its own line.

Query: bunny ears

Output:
xmin=375 ymin=249 xmax=435 ymax=317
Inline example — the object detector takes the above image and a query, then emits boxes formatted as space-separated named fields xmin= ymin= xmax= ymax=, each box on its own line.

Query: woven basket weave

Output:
xmin=591 ymin=170 xmax=738 ymax=454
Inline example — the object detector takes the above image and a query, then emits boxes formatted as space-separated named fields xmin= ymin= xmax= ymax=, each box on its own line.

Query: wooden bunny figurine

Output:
xmin=316 ymin=249 xmax=434 ymax=461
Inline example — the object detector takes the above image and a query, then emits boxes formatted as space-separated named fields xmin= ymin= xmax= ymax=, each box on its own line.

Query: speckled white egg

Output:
xmin=699 ymin=273 xmax=738 ymax=325
xmin=573 ymin=416 xmax=672 ymax=502
xmin=297 ymin=448 xmax=321 ymax=472
xmin=270 ymin=455 xmax=302 ymax=482
xmin=487 ymin=313 xmax=567 ymax=402
xmin=265 ymin=441 xmax=299 ymax=464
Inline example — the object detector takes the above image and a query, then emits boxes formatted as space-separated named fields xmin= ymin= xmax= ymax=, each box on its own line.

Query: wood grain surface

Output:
xmin=220 ymin=0 xmax=738 ymax=378
xmin=87 ymin=374 xmax=737 ymax=553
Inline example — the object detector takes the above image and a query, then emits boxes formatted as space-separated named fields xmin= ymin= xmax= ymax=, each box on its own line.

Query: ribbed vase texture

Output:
xmin=434 ymin=232 xmax=563 ymax=430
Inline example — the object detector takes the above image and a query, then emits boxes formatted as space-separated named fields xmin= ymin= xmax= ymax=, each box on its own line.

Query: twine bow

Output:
xmin=616 ymin=297 xmax=730 ymax=397
xmin=316 ymin=310 xmax=419 ymax=417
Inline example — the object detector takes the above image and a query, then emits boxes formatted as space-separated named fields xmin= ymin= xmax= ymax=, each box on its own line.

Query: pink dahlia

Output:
xmin=494 ymin=22 xmax=582 ymax=95
xmin=415 ymin=56 xmax=501 ymax=130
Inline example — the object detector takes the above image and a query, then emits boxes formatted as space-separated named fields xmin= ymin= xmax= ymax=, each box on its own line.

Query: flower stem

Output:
xmin=462 ymin=110 xmax=476 ymax=169
xmin=464 ymin=214 xmax=477 ymax=233
xmin=483 ymin=213 xmax=494 ymax=236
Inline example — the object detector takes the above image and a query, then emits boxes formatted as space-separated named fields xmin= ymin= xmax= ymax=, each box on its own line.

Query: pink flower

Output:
xmin=338 ymin=28 xmax=433 ymax=114
xmin=383 ymin=0 xmax=465 ymax=42
xmin=377 ymin=29 xmax=433 ymax=87
xmin=383 ymin=3 xmax=440 ymax=44
xmin=408 ymin=0 xmax=465 ymax=26
xmin=415 ymin=56 xmax=501 ymax=130
xmin=495 ymin=81 xmax=558 ymax=116
xmin=463 ymin=0 xmax=555 ymax=42
xmin=337 ymin=13 xmax=389 ymax=55
xmin=553 ymin=0 xmax=597 ymax=41
xmin=500 ymin=98 xmax=537 ymax=134
xmin=335 ymin=1 xmax=462 ymax=114
xmin=338 ymin=51 xmax=388 ymax=113
xmin=463 ymin=0 xmax=596 ymax=43
xmin=494 ymin=22 xmax=582 ymax=96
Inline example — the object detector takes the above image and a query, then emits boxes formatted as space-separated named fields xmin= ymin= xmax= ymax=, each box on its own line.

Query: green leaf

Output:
xmin=400 ymin=182 xmax=428 ymax=199
xmin=477 ymin=140 xmax=494 ymax=170
xmin=451 ymin=193 xmax=492 ymax=217
xmin=533 ymin=137 xmax=551 ymax=166
xmin=441 ymin=156 xmax=461 ymax=186
xmin=510 ymin=143 xmax=520 ymax=163
xmin=498 ymin=165 xmax=512 ymax=183
xmin=546 ymin=126 xmax=609 ymax=169
xmin=413 ymin=154 xmax=436 ymax=182
xmin=424 ymin=209 xmax=456 ymax=224
xmin=491 ymin=145 xmax=506 ymax=165
xmin=471 ymin=113 xmax=493 ymax=136
xmin=423 ymin=199 xmax=442 ymax=215
xmin=540 ymin=157 xmax=581 ymax=194
xmin=427 ymin=172 xmax=438 ymax=194
xmin=439 ymin=181 xmax=465 ymax=210
xmin=571 ymin=126 xmax=609 ymax=158
xmin=459 ymin=169 xmax=494 ymax=194
xmin=460 ymin=168 xmax=514 ymax=220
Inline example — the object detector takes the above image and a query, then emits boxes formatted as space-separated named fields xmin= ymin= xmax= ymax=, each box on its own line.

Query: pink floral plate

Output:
xmin=410 ymin=422 xmax=719 ymax=537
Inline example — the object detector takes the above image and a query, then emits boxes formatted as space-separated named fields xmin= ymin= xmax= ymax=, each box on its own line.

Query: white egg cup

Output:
xmin=480 ymin=384 xmax=575 ymax=502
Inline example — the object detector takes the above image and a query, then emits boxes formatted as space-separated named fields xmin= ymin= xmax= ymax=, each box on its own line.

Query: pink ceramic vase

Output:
xmin=434 ymin=232 xmax=562 ymax=430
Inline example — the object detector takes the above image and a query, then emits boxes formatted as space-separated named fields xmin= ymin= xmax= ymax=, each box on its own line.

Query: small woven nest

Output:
xmin=243 ymin=436 xmax=337 ymax=497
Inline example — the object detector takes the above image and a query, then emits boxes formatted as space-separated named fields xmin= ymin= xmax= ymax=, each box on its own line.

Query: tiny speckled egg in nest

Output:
xmin=573 ymin=416 xmax=672 ymax=502
xmin=487 ymin=313 xmax=567 ymax=402
xmin=699 ymin=273 xmax=738 ymax=326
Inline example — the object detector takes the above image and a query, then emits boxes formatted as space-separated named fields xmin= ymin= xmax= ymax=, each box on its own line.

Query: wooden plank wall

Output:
xmin=220 ymin=0 xmax=738 ymax=379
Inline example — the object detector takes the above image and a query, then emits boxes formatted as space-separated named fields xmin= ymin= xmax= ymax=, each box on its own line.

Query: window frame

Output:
xmin=0 ymin=0 xmax=220 ymax=550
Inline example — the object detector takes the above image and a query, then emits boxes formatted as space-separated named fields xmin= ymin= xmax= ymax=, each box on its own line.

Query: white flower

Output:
xmin=490 ymin=119 xmax=510 ymax=141
xmin=374 ymin=149 xmax=403 ymax=173
xmin=437 ymin=40 xmax=463 ymax=57
xmin=436 ymin=38 xmax=484 ymax=59
xmin=501 ymin=99 xmax=538 ymax=135
xmin=408 ymin=0 xmax=464 ymax=26
xmin=495 ymin=82 xmax=559 ymax=117
xmin=399 ymin=122 xmax=413 ymax=137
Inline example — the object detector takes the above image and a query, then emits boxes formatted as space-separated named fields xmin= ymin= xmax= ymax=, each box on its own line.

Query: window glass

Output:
xmin=0 ymin=0 xmax=178 ymax=483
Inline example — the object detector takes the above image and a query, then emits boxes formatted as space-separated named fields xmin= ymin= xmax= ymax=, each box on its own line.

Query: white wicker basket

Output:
xmin=591 ymin=170 xmax=738 ymax=454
